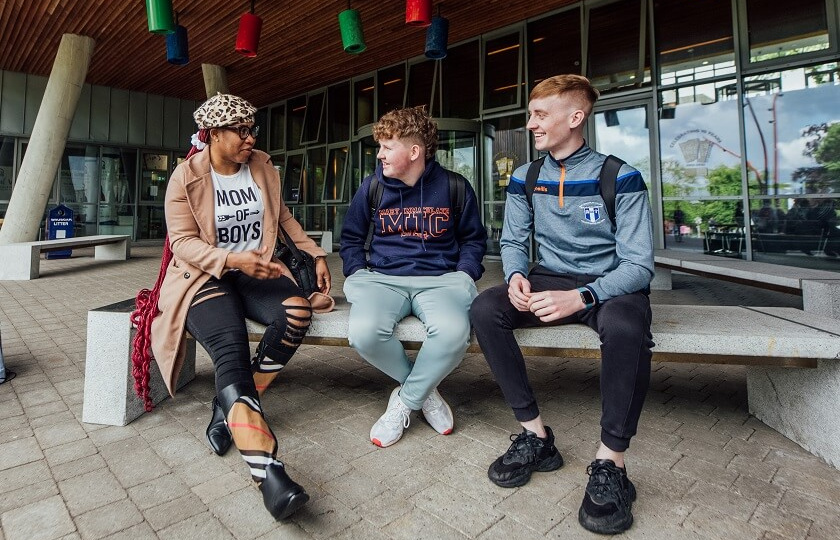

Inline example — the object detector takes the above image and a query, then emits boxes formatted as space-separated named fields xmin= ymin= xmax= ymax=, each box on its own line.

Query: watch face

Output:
xmin=581 ymin=289 xmax=595 ymax=305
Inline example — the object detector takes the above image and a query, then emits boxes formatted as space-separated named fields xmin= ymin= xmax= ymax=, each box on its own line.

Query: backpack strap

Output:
xmin=447 ymin=170 xmax=466 ymax=231
xmin=364 ymin=175 xmax=384 ymax=252
xmin=599 ymin=154 xmax=624 ymax=228
xmin=524 ymin=156 xmax=546 ymax=209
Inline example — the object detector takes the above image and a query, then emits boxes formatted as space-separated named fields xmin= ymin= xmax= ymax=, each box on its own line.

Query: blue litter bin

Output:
xmin=46 ymin=204 xmax=74 ymax=259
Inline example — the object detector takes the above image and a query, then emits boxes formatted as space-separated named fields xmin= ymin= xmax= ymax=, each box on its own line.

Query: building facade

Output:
xmin=2 ymin=0 xmax=839 ymax=269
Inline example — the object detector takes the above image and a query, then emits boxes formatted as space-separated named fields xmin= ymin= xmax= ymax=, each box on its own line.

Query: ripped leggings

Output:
xmin=185 ymin=270 xmax=312 ymax=395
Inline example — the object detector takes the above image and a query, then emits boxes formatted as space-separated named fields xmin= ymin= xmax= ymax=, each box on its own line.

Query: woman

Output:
xmin=132 ymin=93 xmax=333 ymax=521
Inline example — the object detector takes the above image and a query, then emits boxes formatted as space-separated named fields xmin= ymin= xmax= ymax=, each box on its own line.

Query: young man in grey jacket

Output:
xmin=470 ymin=74 xmax=655 ymax=535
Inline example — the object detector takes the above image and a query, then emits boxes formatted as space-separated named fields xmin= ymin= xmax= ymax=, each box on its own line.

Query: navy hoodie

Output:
xmin=340 ymin=160 xmax=487 ymax=280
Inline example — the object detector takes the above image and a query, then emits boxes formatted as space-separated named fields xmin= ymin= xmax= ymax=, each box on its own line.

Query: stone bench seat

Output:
xmin=82 ymin=297 xmax=840 ymax=468
xmin=304 ymin=230 xmax=333 ymax=253
xmin=653 ymin=248 xmax=840 ymax=318
xmin=0 ymin=234 xmax=131 ymax=280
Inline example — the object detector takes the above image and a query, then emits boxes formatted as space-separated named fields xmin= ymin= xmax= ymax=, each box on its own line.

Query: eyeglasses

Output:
xmin=218 ymin=125 xmax=260 ymax=140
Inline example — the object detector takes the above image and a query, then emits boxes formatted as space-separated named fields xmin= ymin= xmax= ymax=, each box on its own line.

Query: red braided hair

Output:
xmin=130 ymin=130 xmax=209 ymax=411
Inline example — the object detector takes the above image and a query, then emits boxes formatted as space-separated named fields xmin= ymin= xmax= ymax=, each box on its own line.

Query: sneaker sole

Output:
xmin=371 ymin=435 xmax=402 ymax=448
xmin=578 ymin=506 xmax=633 ymax=535
xmin=489 ymin=452 xmax=564 ymax=488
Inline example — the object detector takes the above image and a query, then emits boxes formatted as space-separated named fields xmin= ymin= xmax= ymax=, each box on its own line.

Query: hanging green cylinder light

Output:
xmin=146 ymin=0 xmax=175 ymax=34
xmin=338 ymin=9 xmax=366 ymax=54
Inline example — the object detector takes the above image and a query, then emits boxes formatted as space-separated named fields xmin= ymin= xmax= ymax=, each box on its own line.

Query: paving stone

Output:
xmin=17 ymin=386 xmax=62 ymax=408
xmin=682 ymin=506 xmax=764 ymax=540
xmin=0 ymin=437 xmax=44 ymax=471
xmin=0 ymin=460 xmax=51 ymax=495
xmin=772 ymin=466 xmax=840 ymax=506
xmin=672 ymin=455 xmax=738 ymax=488
xmin=30 ymin=410 xmax=77 ymax=430
xmin=157 ymin=512 xmax=234 ymax=540
xmin=33 ymin=419 xmax=88 ymax=449
xmin=322 ymin=467 xmax=388 ymax=509
xmin=86 ymin=426 xmax=138 ymax=447
xmin=0 ymin=495 xmax=75 ymax=540
xmin=327 ymin=518 xmax=392 ymax=540
xmin=411 ymin=481 xmax=503 ymax=537
xmin=355 ymin=489 xmax=413 ymax=528
xmin=107 ymin=447 xmax=168 ymax=489
xmin=58 ymin=468 xmax=126 ymax=516
xmin=142 ymin=491 xmax=206 ymax=531
xmin=23 ymin=398 xmax=70 ymax=420
xmin=126 ymin=473 xmax=190 ymax=511
xmin=0 ymin=482 xmax=60 ymax=514
xmin=253 ymin=522 xmax=314 ymax=540
xmin=74 ymin=498 xmax=143 ymax=540
xmin=291 ymin=494 xmax=362 ymax=540
xmin=749 ymin=503 xmax=812 ymax=540
xmin=732 ymin=473 xmax=785 ymax=506
xmin=493 ymin=487 xmax=569 ymax=534
xmin=192 ymin=471 xmax=251 ymax=505
xmin=51 ymin=453 xmax=107 ymax=482
xmin=176 ymin=453 xmax=237 ymax=488
xmin=207 ymin=487 xmax=278 ymax=540
xmin=149 ymin=432 xmax=209 ymax=468
xmin=683 ymin=480 xmax=759 ymax=522
xmin=44 ymin=437 xmax=98 ymax=467
xmin=673 ymin=436 xmax=736 ymax=468
xmin=382 ymin=507 xmax=468 ymax=540
xmin=99 ymin=522 xmax=157 ymax=540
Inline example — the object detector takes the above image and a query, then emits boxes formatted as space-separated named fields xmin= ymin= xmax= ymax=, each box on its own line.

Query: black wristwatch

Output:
xmin=578 ymin=287 xmax=596 ymax=310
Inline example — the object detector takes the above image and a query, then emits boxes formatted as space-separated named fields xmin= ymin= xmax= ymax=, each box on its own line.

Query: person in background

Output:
xmin=339 ymin=106 xmax=487 ymax=448
xmin=131 ymin=93 xmax=334 ymax=521
xmin=470 ymin=75 xmax=654 ymax=535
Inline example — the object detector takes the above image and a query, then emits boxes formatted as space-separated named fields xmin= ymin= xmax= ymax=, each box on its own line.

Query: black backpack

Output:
xmin=524 ymin=155 xmax=624 ymax=227
xmin=364 ymin=171 xmax=466 ymax=251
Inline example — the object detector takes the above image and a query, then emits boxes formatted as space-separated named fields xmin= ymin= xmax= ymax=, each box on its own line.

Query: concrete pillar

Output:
xmin=0 ymin=34 xmax=95 ymax=245
xmin=201 ymin=64 xmax=229 ymax=98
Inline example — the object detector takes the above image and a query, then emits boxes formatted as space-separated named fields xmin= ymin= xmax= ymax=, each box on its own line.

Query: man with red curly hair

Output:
xmin=340 ymin=106 xmax=487 ymax=448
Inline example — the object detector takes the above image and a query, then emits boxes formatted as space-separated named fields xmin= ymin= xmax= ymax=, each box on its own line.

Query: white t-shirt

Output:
xmin=211 ymin=164 xmax=265 ymax=253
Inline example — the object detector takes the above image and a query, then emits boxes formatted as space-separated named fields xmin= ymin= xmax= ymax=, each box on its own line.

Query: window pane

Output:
xmin=378 ymin=64 xmax=406 ymax=116
xmin=527 ymin=8 xmax=582 ymax=90
xmin=269 ymin=104 xmax=285 ymax=151
xmin=593 ymin=105 xmax=652 ymax=182
xmin=407 ymin=59 xmax=436 ymax=110
xmin=745 ymin=0 xmax=830 ymax=63
xmin=301 ymin=92 xmax=325 ymax=144
xmin=655 ymin=0 xmax=735 ymax=86
xmin=443 ymin=41 xmax=480 ymax=118
xmin=327 ymin=82 xmax=351 ymax=143
xmin=304 ymin=147 xmax=326 ymax=204
xmin=286 ymin=96 xmax=306 ymax=151
xmin=324 ymin=146 xmax=349 ymax=202
xmin=483 ymin=115 xmax=529 ymax=256
xmin=750 ymin=196 xmax=840 ymax=265
xmin=98 ymin=148 xmax=137 ymax=237
xmin=587 ymin=0 xmax=650 ymax=92
xmin=0 ymin=136 xmax=14 ymax=204
xmin=354 ymin=77 xmax=374 ymax=131
xmin=253 ymin=108 xmax=268 ymax=152
xmin=283 ymin=153 xmax=304 ymax=203
xmin=483 ymin=31 xmax=522 ymax=111
xmin=658 ymin=80 xmax=743 ymax=198
xmin=744 ymin=63 xmax=840 ymax=198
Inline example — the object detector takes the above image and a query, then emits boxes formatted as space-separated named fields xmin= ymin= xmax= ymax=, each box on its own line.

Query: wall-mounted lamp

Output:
xmin=146 ymin=0 xmax=175 ymax=34
xmin=166 ymin=12 xmax=189 ymax=65
xmin=406 ymin=0 xmax=432 ymax=27
xmin=236 ymin=0 xmax=262 ymax=57
xmin=339 ymin=1 xmax=366 ymax=54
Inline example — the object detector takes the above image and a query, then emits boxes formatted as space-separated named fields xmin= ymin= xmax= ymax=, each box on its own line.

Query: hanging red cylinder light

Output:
xmin=405 ymin=0 xmax=432 ymax=27
xmin=235 ymin=1 xmax=262 ymax=57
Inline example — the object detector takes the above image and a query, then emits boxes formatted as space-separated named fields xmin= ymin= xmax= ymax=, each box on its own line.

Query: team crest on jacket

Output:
xmin=580 ymin=202 xmax=605 ymax=224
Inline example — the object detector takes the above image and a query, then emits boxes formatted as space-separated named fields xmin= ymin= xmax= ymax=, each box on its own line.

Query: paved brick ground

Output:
xmin=1 ymin=245 xmax=838 ymax=539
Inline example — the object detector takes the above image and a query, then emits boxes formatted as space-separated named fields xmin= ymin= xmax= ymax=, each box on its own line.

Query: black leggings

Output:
xmin=470 ymin=269 xmax=653 ymax=452
xmin=185 ymin=271 xmax=311 ymax=395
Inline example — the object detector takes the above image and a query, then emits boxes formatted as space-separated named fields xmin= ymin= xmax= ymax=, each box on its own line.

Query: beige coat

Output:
xmin=150 ymin=148 xmax=327 ymax=396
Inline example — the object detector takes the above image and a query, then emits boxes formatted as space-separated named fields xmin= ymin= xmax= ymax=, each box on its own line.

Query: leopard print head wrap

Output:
xmin=193 ymin=93 xmax=256 ymax=128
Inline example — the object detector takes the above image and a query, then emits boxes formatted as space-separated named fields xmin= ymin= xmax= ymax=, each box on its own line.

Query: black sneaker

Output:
xmin=487 ymin=426 xmax=563 ymax=488
xmin=578 ymin=459 xmax=637 ymax=535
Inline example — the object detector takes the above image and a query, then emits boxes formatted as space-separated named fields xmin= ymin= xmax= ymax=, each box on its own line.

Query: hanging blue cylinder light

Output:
xmin=425 ymin=15 xmax=449 ymax=59
xmin=166 ymin=24 xmax=189 ymax=65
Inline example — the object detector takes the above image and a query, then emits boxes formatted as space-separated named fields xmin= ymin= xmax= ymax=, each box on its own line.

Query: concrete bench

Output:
xmin=0 ymin=234 xmax=131 ymax=280
xmin=81 ymin=297 xmax=840 ymax=469
xmin=304 ymin=230 xmax=333 ymax=253
xmin=653 ymin=249 xmax=840 ymax=319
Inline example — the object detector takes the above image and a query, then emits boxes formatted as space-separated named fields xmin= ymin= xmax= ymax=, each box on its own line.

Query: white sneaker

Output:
xmin=421 ymin=387 xmax=454 ymax=435
xmin=370 ymin=386 xmax=412 ymax=448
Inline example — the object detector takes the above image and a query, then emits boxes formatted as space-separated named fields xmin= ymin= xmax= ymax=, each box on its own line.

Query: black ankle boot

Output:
xmin=205 ymin=397 xmax=232 ymax=456
xmin=260 ymin=462 xmax=309 ymax=520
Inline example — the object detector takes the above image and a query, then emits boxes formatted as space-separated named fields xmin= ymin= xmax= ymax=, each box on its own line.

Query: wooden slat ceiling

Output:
xmin=0 ymin=0 xmax=577 ymax=108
